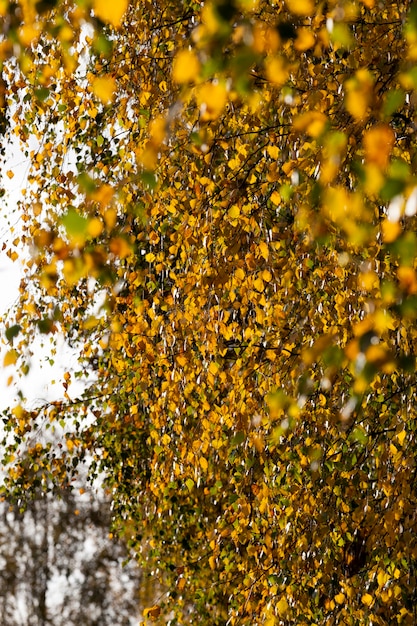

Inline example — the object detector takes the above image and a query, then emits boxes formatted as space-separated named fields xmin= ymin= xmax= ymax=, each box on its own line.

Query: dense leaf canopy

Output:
xmin=2 ymin=0 xmax=417 ymax=623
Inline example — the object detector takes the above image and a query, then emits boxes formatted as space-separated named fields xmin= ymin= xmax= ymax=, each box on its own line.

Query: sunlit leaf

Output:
xmin=285 ymin=0 xmax=314 ymax=15
xmin=3 ymin=350 xmax=18 ymax=367
xmin=172 ymin=49 xmax=200 ymax=84
xmin=93 ymin=0 xmax=128 ymax=28
xmin=92 ymin=76 xmax=116 ymax=103
xmin=265 ymin=56 xmax=288 ymax=86
xmin=196 ymin=82 xmax=227 ymax=120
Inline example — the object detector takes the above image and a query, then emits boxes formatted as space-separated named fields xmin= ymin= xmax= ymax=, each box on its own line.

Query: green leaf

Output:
xmin=34 ymin=87 xmax=50 ymax=102
xmin=185 ymin=478 xmax=195 ymax=492
xmin=140 ymin=171 xmax=157 ymax=189
xmin=322 ymin=345 xmax=344 ymax=368
xmin=93 ymin=33 xmax=114 ymax=56
xmin=37 ymin=318 xmax=54 ymax=334
xmin=77 ymin=172 xmax=97 ymax=194
xmin=383 ymin=89 xmax=405 ymax=118
xmin=380 ymin=178 xmax=405 ymax=202
xmin=330 ymin=23 xmax=353 ymax=48
xmin=388 ymin=159 xmax=410 ymax=181
xmin=350 ymin=426 xmax=368 ymax=446
xmin=5 ymin=325 xmax=22 ymax=342
xmin=230 ymin=431 xmax=245 ymax=446
xmin=61 ymin=207 xmax=88 ymax=243
xmin=392 ymin=232 xmax=417 ymax=265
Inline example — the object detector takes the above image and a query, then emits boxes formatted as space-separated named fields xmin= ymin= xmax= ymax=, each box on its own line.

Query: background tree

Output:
xmin=0 ymin=474 xmax=144 ymax=625
xmin=2 ymin=0 xmax=417 ymax=624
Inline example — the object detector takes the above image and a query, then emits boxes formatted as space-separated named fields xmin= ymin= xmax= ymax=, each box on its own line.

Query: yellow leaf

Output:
xmin=270 ymin=190 xmax=281 ymax=205
xmin=363 ymin=124 xmax=395 ymax=169
xmin=277 ymin=596 xmax=289 ymax=615
xmin=87 ymin=217 xmax=103 ymax=238
xmin=173 ymin=49 xmax=200 ymax=84
xmin=104 ymin=207 xmax=117 ymax=229
xmin=397 ymin=266 xmax=417 ymax=293
xmin=359 ymin=270 xmax=379 ymax=291
xmin=12 ymin=404 xmax=25 ymax=419
xmin=363 ymin=163 xmax=384 ymax=195
xmin=6 ymin=169 xmax=14 ymax=179
xmin=235 ymin=267 xmax=245 ymax=281
xmin=366 ymin=343 xmax=387 ymax=363
xmin=149 ymin=115 xmax=167 ymax=145
xmin=258 ymin=241 xmax=269 ymax=261
xmin=177 ymin=577 xmax=186 ymax=591
xmin=361 ymin=593 xmax=374 ymax=607
xmin=267 ymin=145 xmax=279 ymax=159
xmin=197 ymin=82 xmax=227 ymax=120
xmin=92 ymin=183 xmax=114 ymax=207
xmin=293 ymin=111 xmax=327 ymax=138
xmin=285 ymin=0 xmax=314 ymax=15
xmin=7 ymin=249 xmax=19 ymax=262
xmin=3 ymin=349 xmax=18 ymax=367
xmin=209 ymin=361 xmax=219 ymax=375
xmin=18 ymin=24 xmax=40 ymax=47
xmin=253 ymin=276 xmax=264 ymax=292
xmin=397 ymin=430 xmax=406 ymax=446
xmin=345 ymin=69 xmax=374 ymax=120
xmin=200 ymin=456 xmax=208 ymax=470
xmin=382 ymin=219 xmax=401 ymax=243
xmin=143 ymin=605 xmax=161 ymax=619
xmin=282 ymin=161 xmax=294 ymax=176
xmin=228 ymin=205 xmax=240 ymax=219
xmin=265 ymin=56 xmax=288 ymax=86
xmin=262 ymin=269 xmax=272 ymax=282
xmin=228 ymin=157 xmax=240 ymax=170
xmin=92 ymin=76 xmax=116 ymax=103
xmin=335 ymin=592 xmax=345 ymax=604
xmin=176 ymin=353 xmax=187 ymax=367
xmin=295 ymin=28 xmax=315 ymax=51
xmin=93 ymin=0 xmax=128 ymax=28
xmin=377 ymin=570 xmax=390 ymax=587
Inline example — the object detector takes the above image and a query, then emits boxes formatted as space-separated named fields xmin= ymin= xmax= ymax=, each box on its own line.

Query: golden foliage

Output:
xmin=1 ymin=0 xmax=417 ymax=624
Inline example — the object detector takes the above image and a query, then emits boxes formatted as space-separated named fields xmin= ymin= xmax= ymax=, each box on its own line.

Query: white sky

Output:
xmin=0 ymin=24 xmax=97 ymax=415
xmin=0 ymin=139 xmax=86 ymax=413
xmin=0 ymin=138 xmax=30 ymax=410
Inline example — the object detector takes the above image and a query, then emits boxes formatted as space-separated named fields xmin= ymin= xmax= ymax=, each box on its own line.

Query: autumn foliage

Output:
xmin=2 ymin=0 xmax=417 ymax=623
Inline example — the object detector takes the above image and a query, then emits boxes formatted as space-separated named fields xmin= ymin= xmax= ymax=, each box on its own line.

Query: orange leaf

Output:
xmin=363 ymin=124 xmax=395 ymax=169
